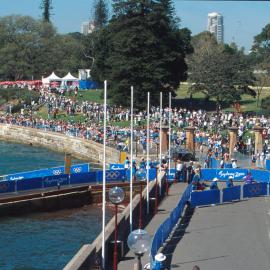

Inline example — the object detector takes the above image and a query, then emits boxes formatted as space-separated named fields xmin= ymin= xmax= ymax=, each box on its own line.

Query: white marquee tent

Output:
xmin=62 ymin=72 xmax=79 ymax=81
xmin=42 ymin=72 xmax=62 ymax=85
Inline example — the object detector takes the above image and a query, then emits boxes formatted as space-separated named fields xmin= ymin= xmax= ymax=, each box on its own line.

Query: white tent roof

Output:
xmin=42 ymin=72 xmax=62 ymax=84
xmin=62 ymin=72 xmax=79 ymax=81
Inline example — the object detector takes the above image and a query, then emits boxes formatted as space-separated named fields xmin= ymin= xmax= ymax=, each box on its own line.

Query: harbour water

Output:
xmin=0 ymin=141 xmax=83 ymax=176
xmin=0 ymin=141 xmax=112 ymax=270
xmin=0 ymin=206 xmax=112 ymax=270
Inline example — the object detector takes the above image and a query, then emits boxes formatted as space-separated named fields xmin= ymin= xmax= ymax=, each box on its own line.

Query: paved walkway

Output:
xmin=165 ymin=197 xmax=270 ymax=270
xmin=118 ymin=182 xmax=188 ymax=270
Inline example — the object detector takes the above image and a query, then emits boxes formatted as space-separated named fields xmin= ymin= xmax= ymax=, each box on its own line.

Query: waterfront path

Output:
xmin=118 ymin=182 xmax=188 ymax=270
xmin=167 ymin=196 xmax=270 ymax=270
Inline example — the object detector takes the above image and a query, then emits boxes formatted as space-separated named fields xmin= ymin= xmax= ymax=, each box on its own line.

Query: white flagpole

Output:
xmin=102 ymin=80 xmax=107 ymax=270
xmin=159 ymin=92 xmax=163 ymax=192
xmin=169 ymin=92 xmax=172 ymax=179
xmin=130 ymin=86 xmax=134 ymax=232
xmin=146 ymin=92 xmax=150 ymax=214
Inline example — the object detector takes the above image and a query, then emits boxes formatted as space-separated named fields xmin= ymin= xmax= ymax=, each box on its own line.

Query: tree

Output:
xmin=261 ymin=96 xmax=270 ymax=111
xmin=93 ymin=0 xmax=108 ymax=29
xmin=187 ymin=32 xmax=255 ymax=106
xmin=40 ymin=0 xmax=53 ymax=23
xmin=91 ymin=0 xmax=192 ymax=107
xmin=0 ymin=15 xmax=87 ymax=80
xmin=254 ymin=67 xmax=269 ymax=107
xmin=252 ymin=23 xmax=270 ymax=55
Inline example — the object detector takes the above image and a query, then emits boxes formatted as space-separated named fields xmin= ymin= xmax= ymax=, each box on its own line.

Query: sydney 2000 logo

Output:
xmin=218 ymin=170 xmax=246 ymax=179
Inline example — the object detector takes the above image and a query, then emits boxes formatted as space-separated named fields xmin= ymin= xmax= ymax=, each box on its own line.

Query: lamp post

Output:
xmin=109 ymin=186 xmax=125 ymax=270
xmin=135 ymin=168 xmax=147 ymax=229
xmin=127 ymin=229 xmax=151 ymax=270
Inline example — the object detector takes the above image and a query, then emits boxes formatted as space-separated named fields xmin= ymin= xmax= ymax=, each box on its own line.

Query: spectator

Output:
xmin=139 ymin=157 xmax=146 ymax=169
xmin=175 ymin=159 xmax=183 ymax=182
xmin=220 ymin=157 xmax=224 ymax=168
xmin=251 ymin=154 xmax=257 ymax=167
xmin=187 ymin=161 xmax=194 ymax=184
xmin=210 ymin=177 xmax=219 ymax=190
xmin=232 ymin=159 xmax=238 ymax=168
xmin=191 ymin=168 xmax=202 ymax=191
xmin=244 ymin=171 xmax=255 ymax=184
xmin=226 ymin=176 xmax=234 ymax=188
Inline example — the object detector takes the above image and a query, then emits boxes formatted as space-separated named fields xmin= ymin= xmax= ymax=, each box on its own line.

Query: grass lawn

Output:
xmin=175 ymin=83 xmax=270 ymax=114
xmin=35 ymin=107 xmax=88 ymax=123
xmin=77 ymin=90 xmax=104 ymax=103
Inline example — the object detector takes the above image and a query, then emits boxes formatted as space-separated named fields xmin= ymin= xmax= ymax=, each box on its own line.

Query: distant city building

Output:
xmin=81 ymin=21 xmax=95 ymax=35
xmin=207 ymin=12 xmax=224 ymax=43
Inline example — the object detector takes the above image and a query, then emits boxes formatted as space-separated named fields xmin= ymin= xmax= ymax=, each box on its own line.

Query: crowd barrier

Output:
xmin=3 ymin=163 xmax=90 ymax=181
xmin=191 ymin=182 xmax=270 ymax=207
xmin=201 ymin=168 xmax=270 ymax=182
xmin=0 ymin=169 xmax=128 ymax=194
xmin=110 ymin=163 xmax=178 ymax=182
xmin=150 ymin=184 xmax=192 ymax=261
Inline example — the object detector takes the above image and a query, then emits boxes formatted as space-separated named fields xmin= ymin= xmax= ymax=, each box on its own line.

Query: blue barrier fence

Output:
xmin=150 ymin=184 xmax=192 ymax=261
xmin=191 ymin=182 xmax=270 ymax=207
xmin=200 ymin=168 xmax=270 ymax=182
xmin=4 ymin=163 xmax=90 ymax=181
xmin=0 ymin=169 xmax=129 ymax=194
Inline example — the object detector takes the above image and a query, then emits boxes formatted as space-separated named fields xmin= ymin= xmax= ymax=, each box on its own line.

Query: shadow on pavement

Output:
xmin=162 ymin=205 xmax=195 ymax=269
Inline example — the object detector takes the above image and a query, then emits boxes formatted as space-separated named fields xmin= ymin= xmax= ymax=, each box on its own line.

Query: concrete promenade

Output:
xmin=118 ymin=182 xmax=188 ymax=270
xmin=166 ymin=197 xmax=270 ymax=270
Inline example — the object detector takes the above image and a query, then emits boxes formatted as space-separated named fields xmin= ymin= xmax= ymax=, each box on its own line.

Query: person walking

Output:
xmin=175 ymin=159 xmax=184 ymax=182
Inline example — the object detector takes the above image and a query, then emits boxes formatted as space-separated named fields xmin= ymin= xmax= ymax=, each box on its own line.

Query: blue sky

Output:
xmin=0 ymin=1 xmax=269 ymax=51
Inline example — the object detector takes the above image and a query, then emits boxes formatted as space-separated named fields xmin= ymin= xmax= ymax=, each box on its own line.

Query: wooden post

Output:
xmin=64 ymin=153 xmax=72 ymax=174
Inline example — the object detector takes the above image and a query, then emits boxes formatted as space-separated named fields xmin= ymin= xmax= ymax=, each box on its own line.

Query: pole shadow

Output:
xmin=161 ymin=205 xmax=195 ymax=269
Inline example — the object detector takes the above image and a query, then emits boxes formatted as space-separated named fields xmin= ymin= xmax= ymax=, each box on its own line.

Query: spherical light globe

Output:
xmin=135 ymin=169 xmax=147 ymax=182
xmin=109 ymin=186 xmax=125 ymax=204
xmin=127 ymin=229 xmax=151 ymax=255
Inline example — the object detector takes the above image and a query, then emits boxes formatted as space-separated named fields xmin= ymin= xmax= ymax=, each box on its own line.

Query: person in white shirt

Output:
xmin=175 ymin=159 xmax=184 ymax=182
xmin=232 ymin=159 xmax=237 ymax=169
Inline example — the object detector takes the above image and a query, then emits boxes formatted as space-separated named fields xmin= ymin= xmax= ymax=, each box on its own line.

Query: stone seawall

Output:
xmin=0 ymin=124 xmax=119 ymax=164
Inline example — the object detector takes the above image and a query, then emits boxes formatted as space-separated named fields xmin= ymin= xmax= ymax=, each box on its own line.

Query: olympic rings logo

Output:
xmin=106 ymin=171 xmax=120 ymax=179
xmin=73 ymin=167 xmax=82 ymax=173
xmin=248 ymin=183 xmax=262 ymax=195
xmin=0 ymin=182 xmax=9 ymax=192
xmin=53 ymin=170 xmax=62 ymax=175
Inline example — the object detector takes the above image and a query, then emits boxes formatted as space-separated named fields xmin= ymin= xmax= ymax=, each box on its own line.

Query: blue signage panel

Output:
xmin=222 ymin=186 xmax=241 ymax=202
xmin=0 ymin=180 xmax=15 ymax=193
xmin=5 ymin=163 xmax=89 ymax=181
xmin=17 ymin=177 xmax=43 ymax=191
xmin=43 ymin=175 xmax=69 ymax=188
xmin=215 ymin=169 xmax=248 ymax=181
xmin=70 ymin=164 xmax=90 ymax=174
xmin=266 ymin=159 xmax=270 ymax=171
xmin=125 ymin=168 xmax=157 ymax=182
xmin=191 ymin=189 xmax=220 ymax=207
xmin=200 ymin=169 xmax=216 ymax=180
xmin=110 ymin=164 xmax=124 ymax=170
xmin=243 ymin=182 xmax=268 ymax=198
xmin=70 ymin=172 xmax=96 ymax=185
xmin=249 ymin=169 xmax=270 ymax=182
xmin=96 ymin=170 xmax=126 ymax=183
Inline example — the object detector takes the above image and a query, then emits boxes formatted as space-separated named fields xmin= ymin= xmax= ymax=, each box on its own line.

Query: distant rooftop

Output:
xmin=208 ymin=12 xmax=222 ymax=17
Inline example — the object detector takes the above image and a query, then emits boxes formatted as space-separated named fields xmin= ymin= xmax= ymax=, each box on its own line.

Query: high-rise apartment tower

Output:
xmin=207 ymin=12 xmax=224 ymax=43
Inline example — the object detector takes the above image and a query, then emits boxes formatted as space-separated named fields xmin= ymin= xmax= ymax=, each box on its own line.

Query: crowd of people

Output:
xmin=2 ymin=86 xmax=270 ymax=162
